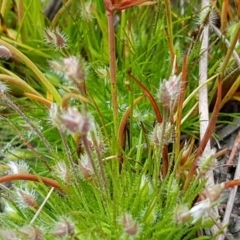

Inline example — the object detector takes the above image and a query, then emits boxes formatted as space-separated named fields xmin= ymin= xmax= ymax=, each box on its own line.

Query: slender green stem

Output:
xmin=2 ymin=116 xmax=51 ymax=171
xmin=51 ymin=0 xmax=73 ymax=27
xmin=82 ymin=135 xmax=102 ymax=190
xmin=17 ymin=0 xmax=25 ymax=42
xmin=211 ymin=24 xmax=240 ymax=68
xmin=154 ymin=109 xmax=168 ymax=182
xmin=91 ymin=131 xmax=108 ymax=195
xmin=2 ymin=94 xmax=54 ymax=153
xmin=219 ymin=22 xmax=240 ymax=75
xmin=30 ymin=187 xmax=54 ymax=224
xmin=59 ymin=130 xmax=74 ymax=168
xmin=0 ymin=0 xmax=6 ymax=16
xmin=164 ymin=0 xmax=174 ymax=67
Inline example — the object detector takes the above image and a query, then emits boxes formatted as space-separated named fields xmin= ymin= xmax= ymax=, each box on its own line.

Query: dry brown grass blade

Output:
xmin=235 ymin=0 xmax=240 ymax=19
xmin=175 ymin=55 xmax=188 ymax=156
xmin=226 ymin=131 xmax=240 ymax=166
xmin=219 ymin=151 xmax=240 ymax=239
xmin=128 ymin=73 xmax=162 ymax=123
xmin=221 ymin=0 xmax=228 ymax=34
xmin=184 ymin=78 xmax=222 ymax=191
xmin=118 ymin=96 xmax=144 ymax=165
xmin=23 ymin=93 xmax=52 ymax=108
xmin=197 ymin=78 xmax=222 ymax=159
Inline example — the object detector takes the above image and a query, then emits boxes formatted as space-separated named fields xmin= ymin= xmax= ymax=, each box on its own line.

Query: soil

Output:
xmin=213 ymin=101 xmax=240 ymax=239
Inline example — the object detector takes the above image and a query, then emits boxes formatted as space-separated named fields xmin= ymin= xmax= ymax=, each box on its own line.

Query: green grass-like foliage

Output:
xmin=0 ymin=0 xmax=239 ymax=239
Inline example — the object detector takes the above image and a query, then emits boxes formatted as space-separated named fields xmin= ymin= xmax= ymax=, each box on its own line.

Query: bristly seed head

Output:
xmin=0 ymin=229 xmax=18 ymax=240
xmin=80 ymin=1 xmax=94 ymax=22
xmin=120 ymin=213 xmax=140 ymax=237
xmin=199 ymin=7 xmax=219 ymax=28
xmin=49 ymin=103 xmax=62 ymax=128
xmin=19 ymin=225 xmax=44 ymax=240
xmin=54 ymin=161 xmax=71 ymax=183
xmin=95 ymin=67 xmax=110 ymax=83
xmin=158 ymin=73 xmax=182 ymax=111
xmin=197 ymin=148 xmax=216 ymax=173
xmin=15 ymin=187 xmax=38 ymax=209
xmin=150 ymin=122 xmax=173 ymax=146
xmin=201 ymin=183 xmax=224 ymax=203
xmin=48 ymin=60 xmax=64 ymax=76
xmin=0 ymin=81 xmax=9 ymax=95
xmin=174 ymin=204 xmax=191 ymax=224
xmin=63 ymin=56 xmax=85 ymax=84
xmin=86 ymin=119 xmax=107 ymax=153
xmin=48 ymin=56 xmax=87 ymax=93
xmin=51 ymin=217 xmax=75 ymax=238
xmin=44 ymin=28 xmax=68 ymax=50
xmin=61 ymin=107 xmax=91 ymax=135
xmin=7 ymin=160 xmax=29 ymax=174
xmin=0 ymin=45 xmax=12 ymax=60
xmin=79 ymin=154 xmax=94 ymax=180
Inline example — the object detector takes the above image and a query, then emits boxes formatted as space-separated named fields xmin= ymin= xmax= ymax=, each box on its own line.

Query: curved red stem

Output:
xmin=0 ymin=174 xmax=62 ymax=192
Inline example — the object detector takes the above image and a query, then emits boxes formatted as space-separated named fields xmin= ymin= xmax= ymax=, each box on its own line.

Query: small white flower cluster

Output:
xmin=174 ymin=183 xmax=224 ymax=224
xmin=80 ymin=1 xmax=94 ymax=22
xmin=174 ymin=199 xmax=212 ymax=224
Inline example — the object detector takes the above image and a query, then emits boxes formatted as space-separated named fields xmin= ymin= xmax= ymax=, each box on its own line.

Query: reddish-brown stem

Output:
xmin=128 ymin=73 xmax=162 ymax=123
xmin=0 ymin=174 xmax=62 ymax=192
xmin=162 ymin=145 xmax=169 ymax=178
xmin=225 ymin=179 xmax=240 ymax=189
xmin=113 ymin=0 xmax=156 ymax=10
xmin=215 ymin=147 xmax=229 ymax=159
xmin=118 ymin=96 xmax=144 ymax=149
xmin=184 ymin=78 xmax=222 ymax=191
xmin=118 ymin=96 xmax=144 ymax=167
xmin=104 ymin=0 xmax=119 ymax=139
